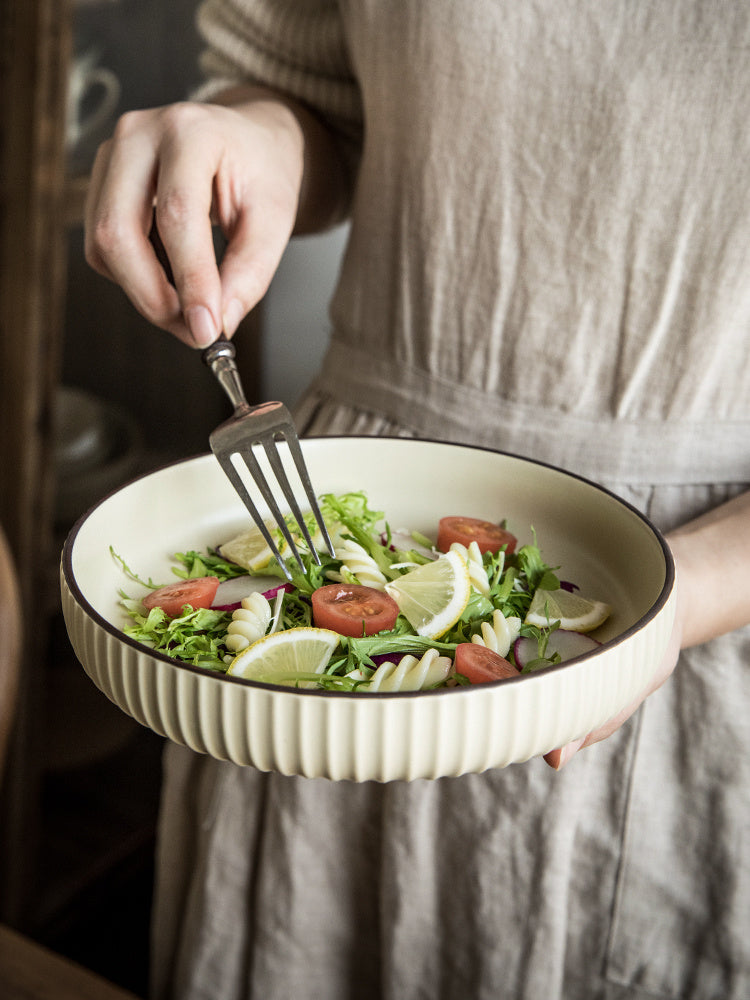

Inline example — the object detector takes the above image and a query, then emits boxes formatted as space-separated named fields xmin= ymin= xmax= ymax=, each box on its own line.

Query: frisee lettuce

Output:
xmin=119 ymin=596 xmax=231 ymax=670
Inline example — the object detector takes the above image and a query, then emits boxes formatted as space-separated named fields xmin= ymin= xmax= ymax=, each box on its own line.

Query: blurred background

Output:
xmin=0 ymin=1 xmax=346 ymax=995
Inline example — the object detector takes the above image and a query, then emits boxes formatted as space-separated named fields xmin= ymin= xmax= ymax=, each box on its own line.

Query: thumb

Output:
xmin=543 ymin=736 xmax=586 ymax=770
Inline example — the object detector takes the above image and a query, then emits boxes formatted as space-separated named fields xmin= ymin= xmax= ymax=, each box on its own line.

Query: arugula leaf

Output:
xmin=283 ymin=551 xmax=340 ymax=596
xmin=172 ymin=549 xmax=250 ymax=582
xmin=334 ymin=632 xmax=456 ymax=675
xmin=512 ymin=622 xmax=562 ymax=673
xmin=275 ymin=587 xmax=314 ymax=629
xmin=110 ymin=548 xmax=162 ymax=590
xmin=440 ymin=592 xmax=496 ymax=644
xmin=513 ymin=534 xmax=560 ymax=591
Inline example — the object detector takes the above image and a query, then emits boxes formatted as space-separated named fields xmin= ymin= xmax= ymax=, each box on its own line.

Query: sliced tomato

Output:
xmin=142 ymin=577 xmax=220 ymax=618
xmin=437 ymin=516 xmax=517 ymax=555
xmin=311 ymin=584 xmax=400 ymax=637
xmin=454 ymin=643 xmax=520 ymax=684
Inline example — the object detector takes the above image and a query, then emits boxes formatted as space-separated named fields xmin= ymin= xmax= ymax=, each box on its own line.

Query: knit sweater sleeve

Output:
xmin=193 ymin=0 xmax=363 ymax=195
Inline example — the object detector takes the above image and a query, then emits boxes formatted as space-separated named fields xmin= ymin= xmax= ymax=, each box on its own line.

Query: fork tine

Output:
xmin=271 ymin=427 xmax=335 ymax=560
xmin=212 ymin=447 xmax=296 ymax=581
xmin=232 ymin=444 xmax=308 ymax=573
xmin=260 ymin=436 xmax=320 ymax=564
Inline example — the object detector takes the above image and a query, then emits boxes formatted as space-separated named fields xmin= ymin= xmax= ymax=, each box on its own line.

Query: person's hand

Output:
xmin=543 ymin=546 xmax=688 ymax=770
xmin=544 ymin=487 xmax=750 ymax=768
xmin=84 ymin=98 xmax=306 ymax=348
xmin=542 ymin=602 xmax=683 ymax=769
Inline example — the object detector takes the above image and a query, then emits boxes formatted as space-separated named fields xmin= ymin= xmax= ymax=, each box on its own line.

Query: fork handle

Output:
xmin=202 ymin=334 xmax=250 ymax=414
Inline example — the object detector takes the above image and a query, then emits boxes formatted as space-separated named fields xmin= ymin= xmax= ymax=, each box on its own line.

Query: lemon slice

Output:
xmin=227 ymin=627 xmax=339 ymax=685
xmin=384 ymin=549 xmax=471 ymax=639
xmin=221 ymin=522 xmax=288 ymax=572
xmin=221 ymin=516 xmax=336 ymax=573
xmin=525 ymin=587 xmax=611 ymax=633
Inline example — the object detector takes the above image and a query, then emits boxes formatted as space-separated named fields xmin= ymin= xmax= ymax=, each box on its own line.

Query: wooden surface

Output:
xmin=0 ymin=0 xmax=69 ymax=580
xmin=0 ymin=0 xmax=72 ymax=923
xmin=0 ymin=924 xmax=140 ymax=1000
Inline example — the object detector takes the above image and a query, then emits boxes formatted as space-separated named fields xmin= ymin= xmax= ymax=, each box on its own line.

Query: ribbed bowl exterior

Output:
xmin=61 ymin=566 xmax=674 ymax=782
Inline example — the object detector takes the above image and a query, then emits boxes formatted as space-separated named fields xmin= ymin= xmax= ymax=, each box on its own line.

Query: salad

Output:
xmin=113 ymin=491 xmax=612 ymax=692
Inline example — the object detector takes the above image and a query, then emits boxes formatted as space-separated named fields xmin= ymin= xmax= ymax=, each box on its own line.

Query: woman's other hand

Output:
xmin=544 ymin=488 xmax=750 ymax=769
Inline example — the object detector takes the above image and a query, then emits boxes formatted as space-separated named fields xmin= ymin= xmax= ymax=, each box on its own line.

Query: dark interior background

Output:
xmin=64 ymin=0 xmax=261 ymax=465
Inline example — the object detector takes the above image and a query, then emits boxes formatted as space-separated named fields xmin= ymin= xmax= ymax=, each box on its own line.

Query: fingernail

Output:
xmin=185 ymin=305 xmax=218 ymax=348
xmin=222 ymin=299 xmax=244 ymax=338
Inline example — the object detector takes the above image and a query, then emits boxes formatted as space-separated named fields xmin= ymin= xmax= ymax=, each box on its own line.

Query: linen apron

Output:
xmin=151 ymin=418 xmax=750 ymax=1000
xmin=152 ymin=2 xmax=750 ymax=998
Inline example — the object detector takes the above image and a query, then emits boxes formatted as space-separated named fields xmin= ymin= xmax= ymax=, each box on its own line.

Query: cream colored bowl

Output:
xmin=60 ymin=436 xmax=675 ymax=781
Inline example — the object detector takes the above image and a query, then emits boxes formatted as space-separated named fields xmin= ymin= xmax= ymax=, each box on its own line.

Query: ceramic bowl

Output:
xmin=60 ymin=436 xmax=675 ymax=781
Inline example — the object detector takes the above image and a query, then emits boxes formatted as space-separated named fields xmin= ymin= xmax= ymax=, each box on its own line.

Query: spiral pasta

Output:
xmin=224 ymin=592 xmax=273 ymax=653
xmin=449 ymin=540 xmax=490 ymax=595
xmin=326 ymin=538 xmax=388 ymax=589
xmin=364 ymin=648 xmax=453 ymax=692
xmin=470 ymin=609 xmax=522 ymax=658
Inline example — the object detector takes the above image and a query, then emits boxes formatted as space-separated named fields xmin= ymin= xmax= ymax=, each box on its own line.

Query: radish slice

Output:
xmin=213 ymin=578 xmax=295 ymax=612
xmin=385 ymin=530 xmax=437 ymax=559
xmin=514 ymin=630 xmax=601 ymax=669
xmin=212 ymin=575 xmax=259 ymax=611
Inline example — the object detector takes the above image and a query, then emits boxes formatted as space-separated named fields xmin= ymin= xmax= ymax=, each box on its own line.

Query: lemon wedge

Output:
xmin=525 ymin=587 xmax=611 ymax=633
xmin=385 ymin=549 xmax=471 ymax=639
xmin=227 ymin=627 xmax=339 ymax=685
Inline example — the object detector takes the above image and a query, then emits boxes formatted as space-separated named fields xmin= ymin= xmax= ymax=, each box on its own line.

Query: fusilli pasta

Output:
xmin=364 ymin=648 xmax=452 ymax=692
xmin=449 ymin=540 xmax=490 ymax=595
xmin=225 ymin=592 xmax=273 ymax=652
xmin=470 ymin=609 xmax=522 ymax=657
xmin=326 ymin=538 xmax=388 ymax=589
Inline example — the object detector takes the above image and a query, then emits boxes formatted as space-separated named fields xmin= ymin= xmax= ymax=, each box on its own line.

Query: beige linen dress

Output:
xmin=152 ymin=3 xmax=750 ymax=998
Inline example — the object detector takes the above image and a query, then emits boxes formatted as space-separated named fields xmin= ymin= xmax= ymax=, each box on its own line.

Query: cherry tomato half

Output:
xmin=454 ymin=643 xmax=520 ymax=684
xmin=437 ymin=516 xmax=517 ymax=555
xmin=142 ymin=577 xmax=220 ymax=618
xmin=311 ymin=584 xmax=400 ymax=637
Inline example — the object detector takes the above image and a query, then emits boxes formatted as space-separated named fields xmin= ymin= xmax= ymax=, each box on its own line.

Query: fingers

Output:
xmin=210 ymin=113 xmax=301 ymax=337
xmin=85 ymin=102 xmax=301 ymax=348
xmin=152 ymin=107 xmax=224 ymax=345
xmin=543 ymin=618 xmax=683 ymax=770
xmin=85 ymin=110 xmax=192 ymax=345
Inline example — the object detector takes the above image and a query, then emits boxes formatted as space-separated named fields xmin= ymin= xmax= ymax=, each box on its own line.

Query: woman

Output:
xmin=85 ymin=2 xmax=750 ymax=997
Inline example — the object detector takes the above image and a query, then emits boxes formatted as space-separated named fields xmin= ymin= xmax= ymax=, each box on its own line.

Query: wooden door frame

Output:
xmin=0 ymin=0 xmax=71 ymax=924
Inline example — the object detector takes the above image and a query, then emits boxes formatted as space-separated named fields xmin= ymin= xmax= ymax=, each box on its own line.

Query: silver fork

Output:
xmin=202 ymin=334 xmax=334 ymax=580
